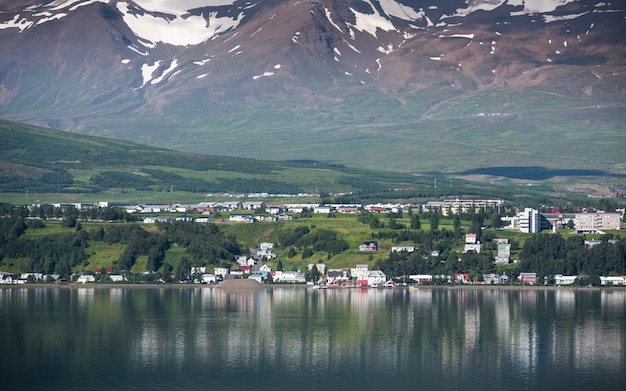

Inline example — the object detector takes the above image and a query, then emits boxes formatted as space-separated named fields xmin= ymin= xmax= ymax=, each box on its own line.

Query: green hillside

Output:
xmin=0 ymin=118 xmax=621 ymax=209
xmin=0 ymin=118 xmax=410 ymax=200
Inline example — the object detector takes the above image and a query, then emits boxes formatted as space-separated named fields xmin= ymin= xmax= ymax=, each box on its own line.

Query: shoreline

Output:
xmin=0 ymin=283 xmax=623 ymax=291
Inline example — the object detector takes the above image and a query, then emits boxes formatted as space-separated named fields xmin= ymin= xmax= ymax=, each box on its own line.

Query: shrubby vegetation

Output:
xmin=520 ymin=234 xmax=626 ymax=283
xmin=279 ymin=225 xmax=349 ymax=257
xmin=0 ymin=212 xmax=245 ymax=278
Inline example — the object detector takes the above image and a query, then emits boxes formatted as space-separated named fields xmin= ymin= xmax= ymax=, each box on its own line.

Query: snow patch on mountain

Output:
xmin=323 ymin=6 xmax=343 ymax=33
xmin=377 ymin=44 xmax=393 ymax=54
xmin=378 ymin=0 xmax=424 ymax=21
xmin=445 ymin=0 xmax=580 ymax=20
xmin=48 ymin=0 xmax=102 ymax=12
xmin=36 ymin=12 xmax=67 ymax=24
xmin=252 ymin=72 xmax=274 ymax=80
xmin=128 ymin=45 xmax=149 ymax=56
xmin=509 ymin=0 xmax=577 ymax=14
xmin=439 ymin=34 xmax=475 ymax=39
xmin=343 ymin=38 xmax=361 ymax=54
xmin=292 ymin=31 xmax=301 ymax=44
xmin=151 ymin=59 xmax=178 ymax=84
xmin=445 ymin=0 xmax=505 ymax=18
xmin=117 ymin=2 xmax=244 ymax=46
xmin=137 ymin=38 xmax=157 ymax=49
xmin=543 ymin=11 xmax=589 ymax=22
xmin=132 ymin=1 xmax=236 ymax=16
xmin=140 ymin=61 xmax=161 ymax=88
xmin=0 ymin=14 xmax=34 ymax=32
xmin=348 ymin=0 xmax=396 ymax=38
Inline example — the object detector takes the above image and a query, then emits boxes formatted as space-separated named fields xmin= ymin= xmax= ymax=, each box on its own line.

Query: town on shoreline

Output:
xmin=1 ymin=198 xmax=624 ymax=289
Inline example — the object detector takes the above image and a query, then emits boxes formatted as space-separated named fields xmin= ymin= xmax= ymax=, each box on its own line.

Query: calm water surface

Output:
xmin=1 ymin=286 xmax=624 ymax=390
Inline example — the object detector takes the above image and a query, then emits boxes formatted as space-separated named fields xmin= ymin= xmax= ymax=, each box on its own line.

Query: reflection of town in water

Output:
xmin=125 ymin=288 xmax=625 ymax=378
xmin=1 ymin=287 xmax=624 ymax=389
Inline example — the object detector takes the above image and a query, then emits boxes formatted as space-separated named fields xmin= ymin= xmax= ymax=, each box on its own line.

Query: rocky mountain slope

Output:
xmin=0 ymin=0 xmax=624 ymax=176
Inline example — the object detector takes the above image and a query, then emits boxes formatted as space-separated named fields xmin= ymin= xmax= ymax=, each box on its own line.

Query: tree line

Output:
xmin=0 ymin=215 xmax=245 ymax=279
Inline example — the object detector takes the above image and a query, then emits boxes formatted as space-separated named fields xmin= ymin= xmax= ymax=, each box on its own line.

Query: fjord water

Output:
xmin=1 ymin=287 xmax=624 ymax=391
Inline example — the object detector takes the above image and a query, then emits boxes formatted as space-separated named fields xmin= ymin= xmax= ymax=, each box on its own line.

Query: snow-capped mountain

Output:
xmin=0 ymin=0 xmax=624 ymax=173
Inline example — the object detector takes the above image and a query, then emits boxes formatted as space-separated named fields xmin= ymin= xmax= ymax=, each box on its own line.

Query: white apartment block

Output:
xmin=518 ymin=208 xmax=541 ymax=233
xmin=575 ymin=212 xmax=621 ymax=232
xmin=425 ymin=199 xmax=505 ymax=216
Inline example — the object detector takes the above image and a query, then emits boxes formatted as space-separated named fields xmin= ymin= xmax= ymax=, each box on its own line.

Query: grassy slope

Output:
xmin=0 ymin=118 xmax=419 ymax=199
xmin=100 ymin=79 xmax=626 ymax=177
xmin=0 ymin=118 xmax=622 ymax=208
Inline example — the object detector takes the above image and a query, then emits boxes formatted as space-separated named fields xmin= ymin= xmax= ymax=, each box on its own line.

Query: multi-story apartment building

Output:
xmin=575 ymin=212 xmax=621 ymax=232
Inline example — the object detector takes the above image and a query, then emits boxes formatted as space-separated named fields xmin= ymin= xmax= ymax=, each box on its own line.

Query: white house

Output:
xmin=464 ymin=243 xmax=481 ymax=253
xmin=284 ymin=204 xmax=318 ymax=213
xmin=191 ymin=267 xmax=206 ymax=275
xmin=200 ymin=273 xmax=217 ymax=284
xmin=358 ymin=242 xmax=378 ymax=252
xmin=194 ymin=217 xmax=215 ymax=223
xmin=236 ymin=256 xmax=255 ymax=267
xmin=109 ymin=275 xmax=125 ymax=282
xmin=600 ymin=276 xmax=626 ymax=286
xmin=229 ymin=214 xmax=256 ymax=223
xmin=257 ymin=248 xmax=276 ymax=260
xmin=273 ymin=271 xmax=306 ymax=283
xmin=313 ymin=205 xmax=332 ymax=214
xmin=0 ymin=272 xmax=19 ymax=284
xmin=350 ymin=264 xmax=369 ymax=280
xmin=143 ymin=216 xmax=174 ymax=224
xmin=265 ymin=206 xmax=282 ymax=214
xmin=482 ymin=273 xmax=510 ymax=285
xmin=260 ymin=242 xmax=274 ymax=250
xmin=359 ymin=270 xmax=386 ymax=286
xmin=214 ymin=267 xmax=230 ymax=277
xmin=77 ymin=275 xmax=96 ymax=284
xmin=554 ymin=274 xmax=578 ymax=285
xmin=248 ymin=274 xmax=265 ymax=283
xmin=391 ymin=246 xmax=415 ymax=253
xmin=242 ymin=201 xmax=265 ymax=210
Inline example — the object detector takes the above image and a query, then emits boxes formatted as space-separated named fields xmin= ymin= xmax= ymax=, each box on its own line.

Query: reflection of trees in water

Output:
xmin=2 ymin=288 xmax=625 ymax=389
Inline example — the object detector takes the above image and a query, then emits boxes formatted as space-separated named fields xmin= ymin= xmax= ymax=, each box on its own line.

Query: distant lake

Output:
xmin=1 ymin=286 xmax=624 ymax=391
